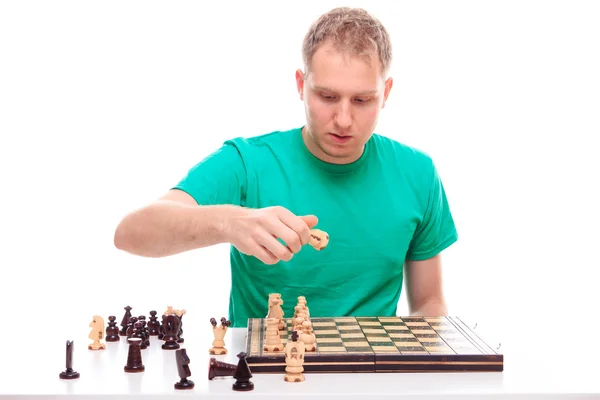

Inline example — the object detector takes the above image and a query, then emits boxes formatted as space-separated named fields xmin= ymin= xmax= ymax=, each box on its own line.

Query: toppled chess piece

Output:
xmin=232 ymin=352 xmax=254 ymax=391
xmin=174 ymin=348 xmax=194 ymax=390
xmin=88 ymin=315 xmax=106 ymax=350
xmin=308 ymin=229 xmax=329 ymax=250
xmin=59 ymin=340 xmax=80 ymax=379
xmin=284 ymin=331 xmax=305 ymax=382
xmin=208 ymin=358 xmax=237 ymax=380
xmin=209 ymin=317 xmax=231 ymax=355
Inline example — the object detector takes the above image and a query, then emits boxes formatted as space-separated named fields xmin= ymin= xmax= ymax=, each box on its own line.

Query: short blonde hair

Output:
xmin=302 ymin=7 xmax=392 ymax=76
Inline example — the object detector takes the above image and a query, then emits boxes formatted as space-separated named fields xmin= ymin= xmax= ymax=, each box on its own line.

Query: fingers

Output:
xmin=300 ymin=215 xmax=318 ymax=229
xmin=256 ymin=231 xmax=294 ymax=262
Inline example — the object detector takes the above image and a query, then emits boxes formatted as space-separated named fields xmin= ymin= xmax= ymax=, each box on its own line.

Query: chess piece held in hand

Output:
xmin=209 ymin=317 xmax=231 ymax=355
xmin=308 ymin=228 xmax=329 ymax=250
xmin=174 ymin=348 xmax=194 ymax=390
xmin=88 ymin=315 xmax=106 ymax=350
xmin=59 ymin=340 xmax=80 ymax=379
xmin=284 ymin=331 xmax=305 ymax=382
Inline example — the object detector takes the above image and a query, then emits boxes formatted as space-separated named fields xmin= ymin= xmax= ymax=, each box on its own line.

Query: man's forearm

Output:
xmin=410 ymin=299 xmax=448 ymax=317
xmin=114 ymin=201 xmax=240 ymax=258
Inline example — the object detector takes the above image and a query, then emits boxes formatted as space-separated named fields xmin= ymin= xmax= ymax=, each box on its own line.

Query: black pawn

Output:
xmin=148 ymin=310 xmax=160 ymax=336
xmin=105 ymin=316 xmax=120 ymax=342
xmin=232 ymin=352 xmax=253 ymax=391
xmin=59 ymin=340 xmax=80 ymax=379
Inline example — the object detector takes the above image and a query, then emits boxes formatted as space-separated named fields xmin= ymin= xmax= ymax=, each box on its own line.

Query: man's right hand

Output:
xmin=223 ymin=206 xmax=318 ymax=265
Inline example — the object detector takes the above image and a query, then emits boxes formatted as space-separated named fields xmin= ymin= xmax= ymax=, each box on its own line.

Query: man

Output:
xmin=114 ymin=7 xmax=458 ymax=327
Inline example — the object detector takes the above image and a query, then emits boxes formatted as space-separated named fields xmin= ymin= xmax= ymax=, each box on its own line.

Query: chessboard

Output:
xmin=244 ymin=316 xmax=503 ymax=373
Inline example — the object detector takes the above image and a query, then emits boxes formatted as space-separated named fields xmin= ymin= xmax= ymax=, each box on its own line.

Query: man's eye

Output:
xmin=355 ymin=98 xmax=370 ymax=103
xmin=321 ymin=94 xmax=336 ymax=100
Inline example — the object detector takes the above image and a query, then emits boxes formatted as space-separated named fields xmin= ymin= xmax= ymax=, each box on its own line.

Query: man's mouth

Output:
xmin=329 ymin=133 xmax=352 ymax=143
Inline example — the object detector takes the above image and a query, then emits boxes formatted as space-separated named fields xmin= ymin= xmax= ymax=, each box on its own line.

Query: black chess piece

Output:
xmin=59 ymin=340 xmax=80 ymax=379
xmin=148 ymin=310 xmax=160 ymax=336
xmin=119 ymin=306 xmax=132 ymax=336
xmin=124 ymin=337 xmax=145 ymax=373
xmin=177 ymin=313 xmax=185 ymax=343
xmin=232 ymin=352 xmax=253 ymax=391
xmin=174 ymin=348 xmax=195 ymax=390
xmin=208 ymin=358 xmax=236 ymax=380
xmin=126 ymin=316 xmax=138 ymax=338
xmin=161 ymin=314 xmax=181 ymax=350
xmin=105 ymin=316 xmax=120 ymax=342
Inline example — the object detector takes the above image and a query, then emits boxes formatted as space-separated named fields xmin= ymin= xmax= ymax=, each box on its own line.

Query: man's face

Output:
xmin=296 ymin=40 xmax=393 ymax=164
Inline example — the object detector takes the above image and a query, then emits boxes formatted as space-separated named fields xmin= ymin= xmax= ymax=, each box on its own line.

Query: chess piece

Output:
xmin=88 ymin=315 xmax=106 ymax=350
xmin=131 ymin=321 xmax=147 ymax=349
xmin=147 ymin=310 xmax=161 ymax=335
xmin=174 ymin=348 xmax=194 ymax=390
xmin=209 ymin=317 xmax=230 ymax=355
xmin=126 ymin=316 xmax=138 ymax=338
xmin=232 ymin=352 xmax=254 ymax=391
xmin=124 ymin=337 xmax=145 ymax=372
xmin=119 ymin=306 xmax=132 ymax=336
xmin=59 ymin=340 xmax=80 ymax=379
xmin=175 ymin=309 xmax=186 ymax=343
xmin=284 ymin=331 xmax=305 ymax=382
xmin=308 ymin=228 xmax=329 ymax=250
xmin=161 ymin=314 xmax=181 ymax=350
xmin=263 ymin=318 xmax=283 ymax=351
xmin=300 ymin=320 xmax=316 ymax=352
xmin=266 ymin=293 xmax=285 ymax=330
xmin=105 ymin=316 xmax=120 ymax=342
xmin=208 ymin=358 xmax=237 ymax=380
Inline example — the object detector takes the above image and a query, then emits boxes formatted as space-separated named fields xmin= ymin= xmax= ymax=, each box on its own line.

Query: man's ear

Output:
xmin=295 ymin=69 xmax=306 ymax=100
xmin=382 ymin=77 xmax=393 ymax=108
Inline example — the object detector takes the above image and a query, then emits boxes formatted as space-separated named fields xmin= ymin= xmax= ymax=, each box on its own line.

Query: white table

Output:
xmin=2 ymin=316 xmax=599 ymax=399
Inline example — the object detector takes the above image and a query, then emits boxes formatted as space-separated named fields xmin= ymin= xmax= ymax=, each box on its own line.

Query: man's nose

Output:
xmin=334 ymin=101 xmax=352 ymax=129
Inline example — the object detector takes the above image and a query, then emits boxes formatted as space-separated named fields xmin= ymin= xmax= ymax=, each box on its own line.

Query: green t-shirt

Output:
xmin=173 ymin=127 xmax=457 ymax=327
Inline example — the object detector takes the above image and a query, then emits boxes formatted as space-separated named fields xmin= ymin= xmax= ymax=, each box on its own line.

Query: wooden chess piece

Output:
xmin=209 ymin=317 xmax=230 ymax=355
xmin=124 ymin=337 xmax=145 ymax=372
xmin=105 ymin=315 xmax=120 ymax=342
xmin=119 ymin=306 xmax=132 ymax=336
xmin=161 ymin=314 xmax=181 ymax=350
xmin=232 ymin=352 xmax=254 ymax=391
xmin=300 ymin=321 xmax=316 ymax=352
xmin=208 ymin=358 xmax=237 ymax=380
xmin=266 ymin=293 xmax=285 ymax=330
xmin=284 ymin=331 xmax=305 ymax=382
xmin=59 ymin=340 xmax=80 ymax=379
xmin=147 ymin=310 xmax=160 ymax=336
xmin=175 ymin=309 xmax=186 ymax=343
xmin=263 ymin=318 xmax=283 ymax=352
xmin=309 ymin=228 xmax=329 ymax=250
xmin=126 ymin=316 xmax=138 ymax=338
xmin=88 ymin=315 xmax=106 ymax=350
xmin=174 ymin=348 xmax=194 ymax=390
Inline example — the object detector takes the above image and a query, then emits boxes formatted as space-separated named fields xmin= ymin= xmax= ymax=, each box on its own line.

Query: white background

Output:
xmin=1 ymin=0 xmax=599 ymax=374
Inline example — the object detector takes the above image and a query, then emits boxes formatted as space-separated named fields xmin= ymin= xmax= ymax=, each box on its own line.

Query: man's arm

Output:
xmin=404 ymin=254 xmax=448 ymax=316
xmin=114 ymin=189 xmax=242 ymax=258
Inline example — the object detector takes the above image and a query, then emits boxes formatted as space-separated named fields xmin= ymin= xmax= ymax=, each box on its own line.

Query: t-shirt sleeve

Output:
xmin=171 ymin=142 xmax=247 ymax=206
xmin=406 ymin=161 xmax=458 ymax=261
